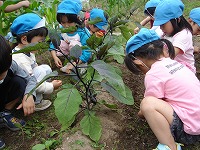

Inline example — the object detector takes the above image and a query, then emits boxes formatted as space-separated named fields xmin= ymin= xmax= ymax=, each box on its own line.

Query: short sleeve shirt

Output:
xmin=144 ymin=58 xmax=200 ymax=135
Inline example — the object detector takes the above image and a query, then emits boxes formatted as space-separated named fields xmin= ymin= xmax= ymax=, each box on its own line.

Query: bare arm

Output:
xmin=4 ymin=1 xmax=30 ymax=13
xmin=134 ymin=16 xmax=152 ymax=34
xmin=50 ymin=50 xmax=63 ymax=68
xmin=174 ymin=47 xmax=183 ymax=57
xmin=0 ymin=1 xmax=3 ymax=6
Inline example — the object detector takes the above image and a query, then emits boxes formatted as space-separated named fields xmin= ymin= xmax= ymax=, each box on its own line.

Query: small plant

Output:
xmin=32 ymin=139 xmax=60 ymax=150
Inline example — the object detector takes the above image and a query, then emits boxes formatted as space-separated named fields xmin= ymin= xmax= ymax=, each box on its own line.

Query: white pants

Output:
xmin=33 ymin=64 xmax=54 ymax=103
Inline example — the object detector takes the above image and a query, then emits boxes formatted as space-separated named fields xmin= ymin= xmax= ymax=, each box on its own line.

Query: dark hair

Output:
xmin=103 ymin=11 xmax=109 ymax=21
xmin=124 ymin=39 xmax=175 ymax=74
xmin=0 ymin=35 xmax=12 ymax=74
xmin=57 ymin=13 xmax=82 ymax=25
xmin=170 ymin=15 xmax=193 ymax=36
xmin=144 ymin=7 xmax=156 ymax=17
xmin=12 ymin=27 xmax=48 ymax=44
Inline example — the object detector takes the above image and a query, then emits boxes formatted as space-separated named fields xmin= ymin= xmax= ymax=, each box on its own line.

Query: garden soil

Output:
xmin=1 ymin=37 xmax=200 ymax=150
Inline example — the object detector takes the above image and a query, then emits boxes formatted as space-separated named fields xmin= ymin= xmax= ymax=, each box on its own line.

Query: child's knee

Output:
xmin=140 ymin=96 xmax=157 ymax=113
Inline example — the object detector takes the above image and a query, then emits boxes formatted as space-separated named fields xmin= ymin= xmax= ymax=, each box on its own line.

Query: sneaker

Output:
xmin=0 ymin=110 xmax=26 ymax=131
xmin=60 ymin=63 xmax=87 ymax=75
xmin=0 ymin=139 xmax=5 ymax=149
xmin=35 ymin=100 xmax=52 ymax=111
xmin=153 ymin=143 xmax=183 ymax=150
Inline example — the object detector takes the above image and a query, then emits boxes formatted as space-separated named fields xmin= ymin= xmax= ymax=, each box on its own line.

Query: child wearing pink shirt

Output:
xmin=154 ymin=0 xmax=195 ymax=74
xmin=125 ymin=28 xmax=200 ymax=150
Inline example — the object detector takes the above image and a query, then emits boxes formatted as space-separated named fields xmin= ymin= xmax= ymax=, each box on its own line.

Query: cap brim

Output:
xmin=153 ymin=19 xmax=169 ymax=26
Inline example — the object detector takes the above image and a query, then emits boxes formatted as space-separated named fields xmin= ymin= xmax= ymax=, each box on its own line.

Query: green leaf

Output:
xmin=45 ymin=140 xmax=56 ymax=149
xmin=54 ymin=84 xmax=82 ymax=130
xmin=32 ymin=144 xmax=46 ymax=150
xmin=91 ymin=60 xmax=126 ymax=97
xmin=112 ymin=20 xmax=129 ymax=28
xmin=98 ymin=100 xmax=118 ymax=109
xmin=48 ymin=28 xmax=61 ymax=49
xmin=11 ymin=43 xmax=49 ymax=54
xmin=109 ymin=15 xmax=119 ymax=25
xmin=85 ymin=67 xmax=104 ymax=83
xmin=113 ymin=55 xmax=124 ymax=64
xmin=49 ymin=130 xmax=59 ymax=137
xmin=86 ymin=34 xmax=103 ymax=49
xmin=88 ymin=17 xmax=102 ymax=25
xmin=108 ymin=43 xmax=125 ymax=56
xmin=97 ymin=40 xmax=115 ymax=59
xmin=80 ymin=111 xmax=102 ymax=142
xmin=101 ymin=82 xmax=134 ymax=105
xmin=70 ymin=45 xmax=82 ymax=58
xmin=119 ymin=25 xmax=132 ymax=40
xmin=60 ymin=26 xmax=77 ymax=33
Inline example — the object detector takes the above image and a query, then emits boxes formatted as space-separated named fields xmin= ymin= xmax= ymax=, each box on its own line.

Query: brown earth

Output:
xmin=1 ymin=37 xmax=200 ymax=150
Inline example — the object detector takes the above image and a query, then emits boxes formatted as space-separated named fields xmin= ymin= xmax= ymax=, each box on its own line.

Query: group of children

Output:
xmin=127 ymin=0 xmax=200 ymax=149
xmin=0 ymin=0 xmax=108 ymax=149
xmin=2 ymin=0 xmax=200 ymax=149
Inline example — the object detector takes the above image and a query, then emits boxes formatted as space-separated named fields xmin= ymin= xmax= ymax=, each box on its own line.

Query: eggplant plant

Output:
xmin=11 ymin=0 xmax=138 ymax=143
xmin=48 ymin=12 xmax=135 ymax=142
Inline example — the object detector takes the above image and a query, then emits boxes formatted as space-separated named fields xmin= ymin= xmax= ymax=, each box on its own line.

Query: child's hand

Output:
xmin=17 ymin=94 xmax=35 ymax=116
xmin=54 ymin=56 xmax=63 ymax=68
xmin=134 ymin=27 xmax=139 ymax=34
xmin=20 ymin=0 xmax=30 ymax=8
xmin=52 ymin=80 xmax=62 ymax=90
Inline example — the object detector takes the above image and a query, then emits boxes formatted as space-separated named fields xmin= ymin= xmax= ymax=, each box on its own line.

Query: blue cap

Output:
xmin=90 ymin=8 xmax=108 ymax=30
xmin=189 ymin=7 xmax=200 ymax=27
xmin=125 ymin=28 xmax=160 ymax=54
xmin=11 ymin=13 xmax=45 ymax=35
xmin=145 ymin=0 xmax=162 ymax=10
xmin=57 ymin=0 xmax=82 ymax=15
xmin=153 ymin=0 xmax=184 ymax=26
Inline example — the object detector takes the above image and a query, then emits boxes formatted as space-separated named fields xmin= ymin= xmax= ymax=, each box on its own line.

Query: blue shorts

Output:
xmin=170 ymin=111 xmax=200 ymax=145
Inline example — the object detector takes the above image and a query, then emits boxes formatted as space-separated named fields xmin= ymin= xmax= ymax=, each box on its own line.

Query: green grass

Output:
xmin=182 ymin=0 xmax=200 ymax=17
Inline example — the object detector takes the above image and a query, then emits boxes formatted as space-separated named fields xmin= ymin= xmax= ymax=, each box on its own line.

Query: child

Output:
xmin=0 ymin=34 xmax=37 ymax=148
xmin=134 ymin=0 xmax=162 ymax=35
xmin=49 ymin=0 xmax=91 ymax=74
xmin=0 ymin=0 xmax=30 ymax=13
xmin=88 ymin=8 xmax=108 ymax=37
xmin=153 ymin=0 xmax=196 ymax=73
xmin=188 ymin=7 xmax=200 ymax=53
xmin=188 ymin=7 xmax=200 ymax=35
xmin=10 ymin=13 xmax=62 ymax=111
xmin=125 ymin=28 xmax=200 ymax=150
